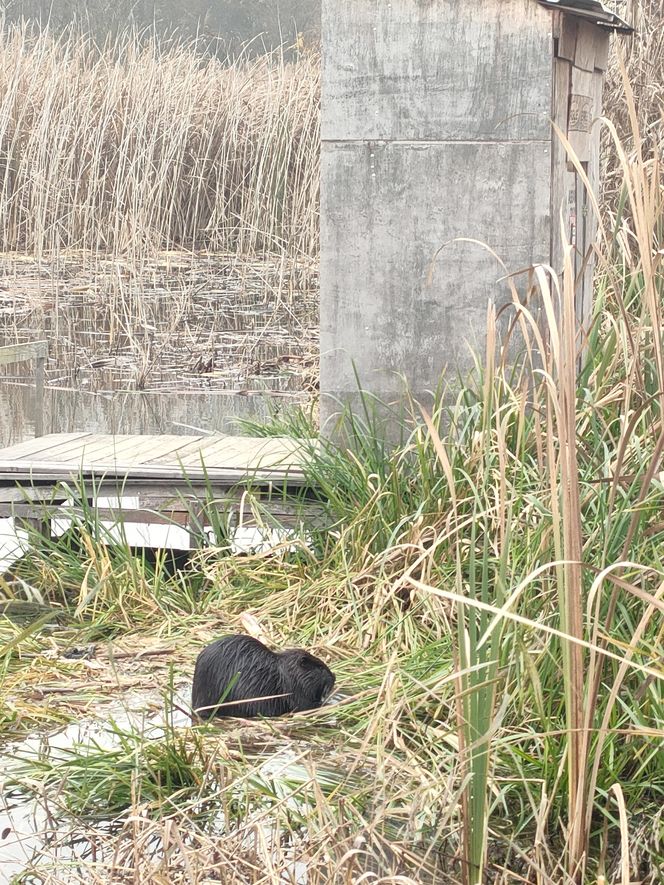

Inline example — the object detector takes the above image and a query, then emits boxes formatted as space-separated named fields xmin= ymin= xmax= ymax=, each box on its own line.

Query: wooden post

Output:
xmin=188 ymin=506 xmax=208 ymax=549
xmin=24 ymin=515 xmax=51 ymax=541
xmin=0 ymin=340 xmax=48 ymax=439
xmin=35 ymin=355 xmax=45 ymax=437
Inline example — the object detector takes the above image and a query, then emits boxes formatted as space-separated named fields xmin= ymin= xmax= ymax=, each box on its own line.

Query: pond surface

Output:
xmin=0 ymin=251 xmax=318 ymax=445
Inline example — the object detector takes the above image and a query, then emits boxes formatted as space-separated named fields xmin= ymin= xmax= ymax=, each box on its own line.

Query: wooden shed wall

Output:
xmin=550 ymin=11 xmax=610 ymax=339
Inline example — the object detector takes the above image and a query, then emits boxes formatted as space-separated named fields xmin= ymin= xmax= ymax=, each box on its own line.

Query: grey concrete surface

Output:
xmin=320 ymin=0 xmax=554 ymax=430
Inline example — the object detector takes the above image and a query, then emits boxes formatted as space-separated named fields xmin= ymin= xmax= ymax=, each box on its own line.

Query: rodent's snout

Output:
xmin=320 ymin=672 xmax=336 ymax=705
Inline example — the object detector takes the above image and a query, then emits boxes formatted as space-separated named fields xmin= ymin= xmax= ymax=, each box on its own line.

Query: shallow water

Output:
xmin=0 ymin=685 xmax=345 ymax=883
xmin=0 ymin=687 xmax=193 ymax=882
xmin=0 ymin=252 xmax=318 ymax=446
xmin=0 ymin=382 xmax=307 ymax=446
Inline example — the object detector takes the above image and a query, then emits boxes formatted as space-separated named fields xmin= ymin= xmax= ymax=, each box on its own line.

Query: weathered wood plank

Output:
xmin=0 ymin=462 xmax=307 ymax=483
xmin=26 ymin=433 xmax=112 ymax=462
xmin=574 ymin=20 xmax=599 ymax=72
xmin=73 ymin=434 xmax=191 ymax=465
xmin=568 ymin=66 xmax=595 ymax=162
xmin=0 ymin=341 xmax=48 ymax=367
xmin=0 ymin=481 xmax=315 ymax=518
xmin=7 ymin=503 xmax=193 ymax=525
xmin=63 ymin=434 xmax=187 ymax=464
xmin=176 ymin=437 xmax=306 ymax=472
xmin=551 ymin=58 xmax=574 ymax=275
xmin=145 ymin=435 xmax=228 ymax=466
xmin=577 ymin=69 xmax=604 ymax=362
xmin=0 ymin=485 xmax=72 ymax=504
xmin=0 ymin=435 xmax=309 ymax=471
xmin=557 ymin=13 xmax=578 ymax=60
xmin=593 ymin=29 xmax=610 ymax=71
xmin=175 ymin=436 xmax=308 ymax=470
xmin=35 ymin=356 xmax=45 ymax=437
xmin=0 ymin=433 xmax=95 ymax=461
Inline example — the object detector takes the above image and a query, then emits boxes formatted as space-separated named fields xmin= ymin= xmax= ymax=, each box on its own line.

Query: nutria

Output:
xmin=191 ymin=634 xmax=335 ymax=720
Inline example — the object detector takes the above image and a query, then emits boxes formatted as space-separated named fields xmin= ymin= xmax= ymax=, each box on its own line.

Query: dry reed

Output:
xmin=0 ymin=25 xmax=320 ymax=260
xmin=602 ymin=0 xmax=664 ymax=208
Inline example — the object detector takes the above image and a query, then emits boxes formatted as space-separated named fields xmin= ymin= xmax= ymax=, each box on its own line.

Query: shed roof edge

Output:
xmin=537 ymin=0 xmax=633 ymax=33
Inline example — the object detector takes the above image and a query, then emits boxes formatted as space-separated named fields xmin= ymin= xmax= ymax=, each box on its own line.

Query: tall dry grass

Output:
xmin=0 ymin=25 xmax=320 ymax=260
xmin=603 ymin=1 xmax=664 ymax=207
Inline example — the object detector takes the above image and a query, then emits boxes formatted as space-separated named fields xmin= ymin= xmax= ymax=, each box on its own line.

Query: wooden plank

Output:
xmin=52 ymin=434 xmax=138 ymax=463
xmin=73 ymin=434 xmax=191 ymax=465
xmin=0 ymin=484 xmax=311 ymax=514
xmin=57 ymin=434 xmax=167 ymax=463
xmin=26 ymin=433 xmax=114 ymax=462
xmin=0 ymin=485 xmax=71 ymax=504
xmin=0 ymin=462 xmax=308 ymax=484
xmin=0 ymin=483 xmax=206 ymax=516
xmin=0 ymin=340 xmax=48 ymax=367
xmin=557 ymin=13 xmax=578 ymax=61
xmin=576 ymin=69 xmax=603 ymax=369
xmin=35 ymin=356 xmax=45 ymax=437
xmin=551 ymin=9 xmax=562 ymax=40
xmin=25 ymin=434 xmax=197 ymax=467
xmin=0 ymin=433 xmax=94 ymax=461
xmin=593 ymin=30 xmax=610 ymax=71
xmin=81 ymin=508 xmax=193 ymax=526
xmin=0 ymin=477 xmax=309 ymax=502
xmin=1 ymin=501 xmax=325 ymax=530
xmin=5 ymin=503 xmax=191 ymax=525
xmin=180 ymin=437 xmax=249 ymax=469
xmin=176 ymin=437 xmax=307 ymax=470
xmin=146 ymin=435 xmax=234 ymax=467
xmin=574 ymin=20 xmax=598 ymax=72
xmin=551 ymin=58 xmax=574 ymax=276
xmin=22 ymin=515 xmax=51 ymax=539
xmin=119 ymin=435 xmax=210 ymax=466
xmin=568 ymin=67 xmax=595 ymax=162
xmin=247 ymin=438 xmax=309 ymax=468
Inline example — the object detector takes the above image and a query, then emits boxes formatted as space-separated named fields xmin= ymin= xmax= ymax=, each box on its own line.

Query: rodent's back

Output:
xmin=192 ymin=635 xmax=284 ymax=719
xmin=191 ymin=635 xmax=335 ymax=720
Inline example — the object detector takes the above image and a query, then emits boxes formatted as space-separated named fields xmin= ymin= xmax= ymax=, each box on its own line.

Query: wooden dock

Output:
xmin=0 ymin=433 xmax=318 ymax=542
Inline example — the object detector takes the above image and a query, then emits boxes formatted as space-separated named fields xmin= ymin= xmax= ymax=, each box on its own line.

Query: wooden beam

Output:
xmin=0 ymin=340 xmax=48 ymax=367
xmin=0 ymin=461 xmax=308 ymax=484
xmin=34 ymin=356 xmax=45 ymax=437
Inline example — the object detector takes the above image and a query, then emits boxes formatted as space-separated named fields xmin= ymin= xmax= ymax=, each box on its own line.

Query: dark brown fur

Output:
xmin=191 ymin=634 xmax=335 ymax=720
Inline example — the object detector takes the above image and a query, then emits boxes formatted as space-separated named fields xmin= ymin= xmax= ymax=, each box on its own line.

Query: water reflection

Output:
xmin=0 ymin=252 xmax=318 ymax=445
xmin=0 ymin=382 xmax=307 ymax=446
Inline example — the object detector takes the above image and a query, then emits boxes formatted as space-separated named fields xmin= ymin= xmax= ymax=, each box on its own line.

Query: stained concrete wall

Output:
xmin=320 ymin=0 xmax=554 ymax=428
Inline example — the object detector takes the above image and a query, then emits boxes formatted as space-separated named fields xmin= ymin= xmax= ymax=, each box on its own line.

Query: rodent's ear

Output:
xmin=299 ymin=653 xmax=315 ymax=668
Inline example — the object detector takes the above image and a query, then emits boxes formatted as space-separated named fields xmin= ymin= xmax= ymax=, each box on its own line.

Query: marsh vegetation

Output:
xmin=0 ymin=27 xmax=319 ymax=442
xmin=0 ymin=5 xmax=663 ymax=884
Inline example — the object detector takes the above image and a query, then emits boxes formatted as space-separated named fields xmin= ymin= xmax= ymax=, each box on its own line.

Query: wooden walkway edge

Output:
xmin=0 ymin=433 xmax=320 ymax=541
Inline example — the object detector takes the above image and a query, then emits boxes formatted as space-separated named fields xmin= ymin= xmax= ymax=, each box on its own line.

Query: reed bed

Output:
xmin=0 ymin=25 xmax=320 ymax=260
xmin=0 ymin=251 xmax=319 ymax=397
xmin=602 ymin=0 xmax=664 ymax=206
xmin=2 ymin=102 xmax=663 ymax=878
xmin=0 ymin=8 xmax=664 ymax=885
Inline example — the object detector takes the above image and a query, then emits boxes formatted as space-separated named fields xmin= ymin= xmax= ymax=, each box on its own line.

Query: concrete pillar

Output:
xmin=320 ymin=0 xmax=554 ymax=430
